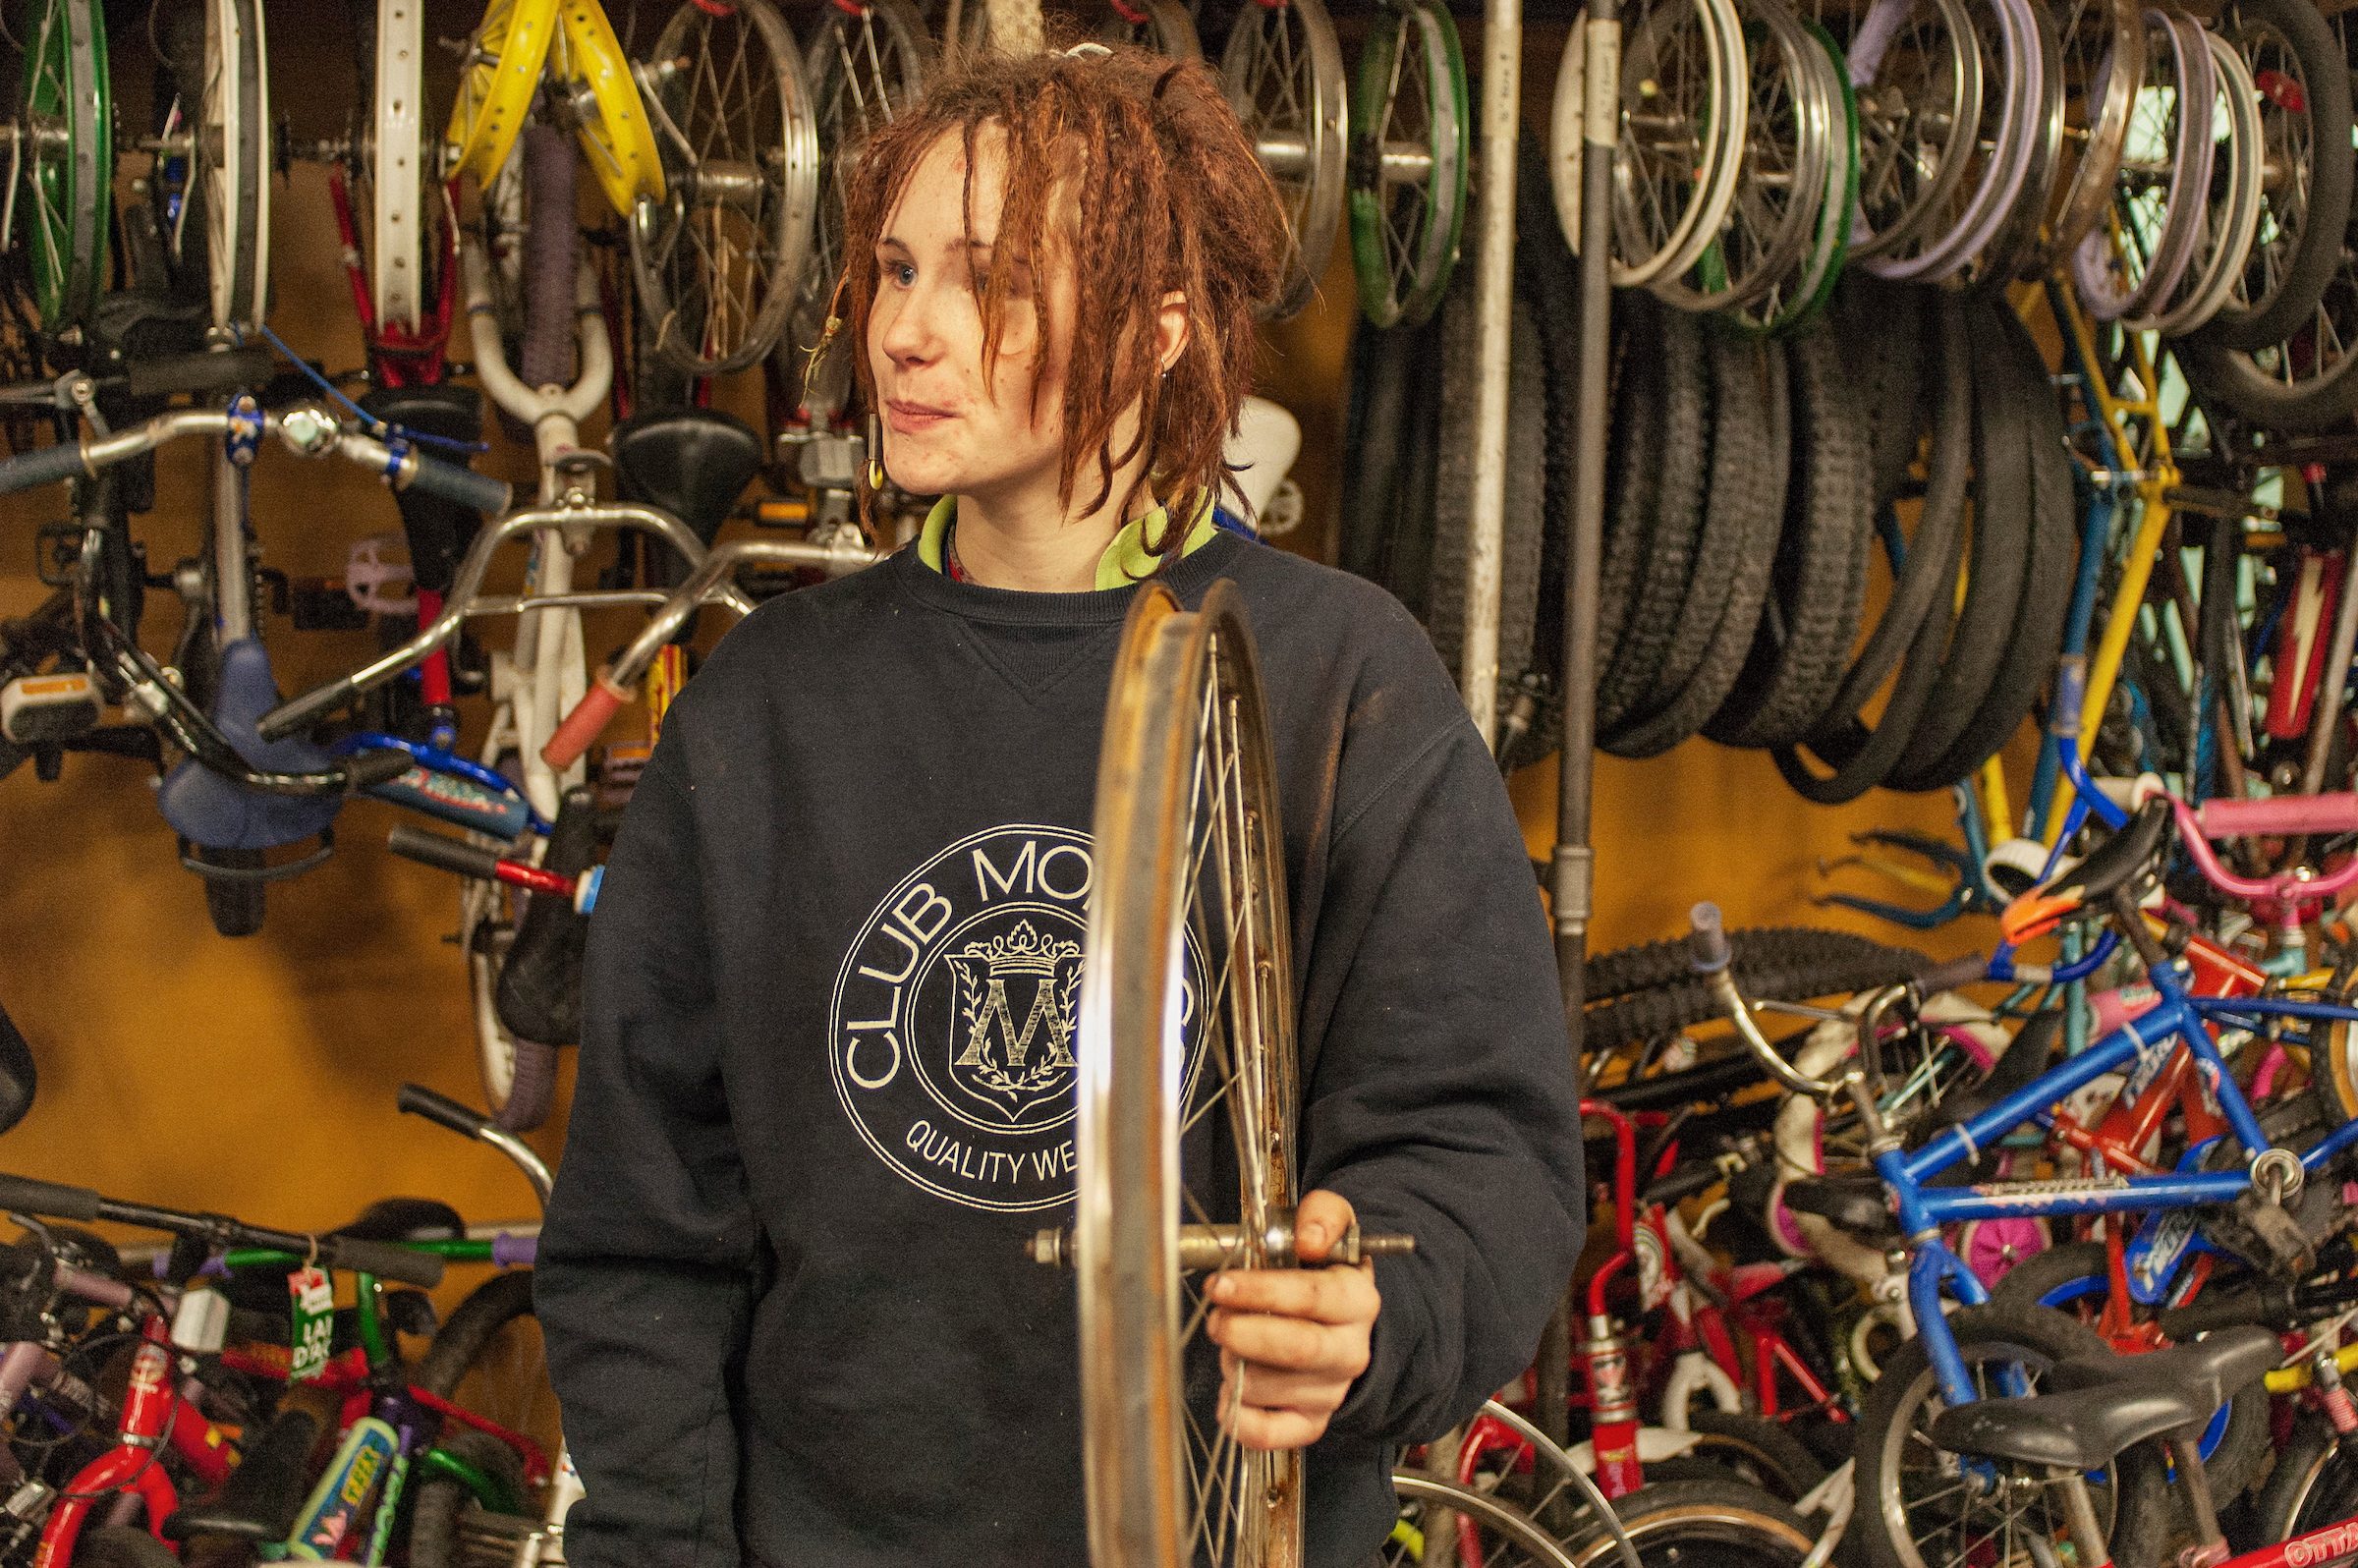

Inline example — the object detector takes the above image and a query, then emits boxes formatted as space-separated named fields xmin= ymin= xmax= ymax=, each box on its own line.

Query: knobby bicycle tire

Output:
xmin=1888 ymin=298 xmax=2030 ymax=782
xmin=1340 ymin=317 xmax=1416 ymax=584
xmin=1705 ymin=316 xmax=1872 ymax=750
xmin=1585 ymin=924 xmax=1919 ymax=1004
xmin=1584 ymin=939 xmax=1932 ymax=1055
xmin=1896 ymin=304 xmax=2076 ymax=790
xmin=2197 ymin=0 xmax=2356 ymax=351
xmin=407 ymin=1270 xmax=543 ymax=1568
xmin=1835 ymin=274 xmax=1931 ymax=513
xmin=1511 ymin=140 xmax=1584 ymax=767
xmin=520 ymin=125 xmax=578 ymax=393
xmin=1604 ymin=338 xmax=1788 ymax=758
xmin=1598 ymin=294 xmax=1666 ymax=690
xmin=1774 ymin=295 xmax=1972 ymax=803
xmin=1599 ymin=305 xmax=1711 ymax=734
xmin=408 ymin=1427 xmax=528 ymax=1568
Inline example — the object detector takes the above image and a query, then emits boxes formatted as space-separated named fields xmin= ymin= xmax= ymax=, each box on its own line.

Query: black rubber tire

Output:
xmin=520 ymin=125 xmax=579 ymax=392
xmin=198 ymin=848 xmax=266 ymax=938
xmin=487 ymin=1039 xmax=557 ymax=1135
xmin=1888 ymin=299 xmax=2032 ymax=783
xmin=408 ymin=1425 xmax=529 ymax=1568
xmin=1683 ymin=1410 xmax=1828 ymax=1504
xmin=1599 ymin=306 xmax=1711 ymax=734
xmin=1773 ymin=296 xmax=1973 ymax=804
xmin=406 ymin=1268 xmax=543 ymax=1568
xmin=1893 ymin=305 xmax=2077 ymax=791
xmin=1512 ymin=140 xmax=1582 ymax=767
xmin=1832 ymin=274 xmax=1932 ymax=517
xmin=1606 ymin=339 xmax=1787 ymax=758
xmin=1339 ymin=318 xmax=1416 ymax=585
xmin=70 ymin=1528 xmax=178 ymax=1568
xmin=1855 ymin=1304 xmax=2171 ymax=1568
xmin=1561 ymin=1479 xmax=1815 ymax=1568
xmin=1584 ymin=936 xmax=1933 ymax=1054
xmin=2178 ymin=252 xmax=2358 ymax=433
xmin=2196 ymin=0 xmax=2357 ymax=351
xmin=2253 ymin=1409 xmax=2344 ymax=1546
xmin=1598 ymin=295 xmax=1666 ymax=694
xmin=1586 ymin=924 xmax=1928 ymax=1004
xmin=1705 ymin=315 xmax=1873 ymax=751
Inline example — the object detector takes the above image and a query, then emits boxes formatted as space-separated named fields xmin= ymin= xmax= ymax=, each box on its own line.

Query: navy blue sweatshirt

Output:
xmin=534 ymin=531 xmax=1585 ymax=1568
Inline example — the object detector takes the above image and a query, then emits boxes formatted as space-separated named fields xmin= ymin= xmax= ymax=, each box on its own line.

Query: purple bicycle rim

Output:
xmin=1861 ymin=0 xmax=2038 ymax=278
xmin=1845 ymin=0 xmax=1982 ymax=259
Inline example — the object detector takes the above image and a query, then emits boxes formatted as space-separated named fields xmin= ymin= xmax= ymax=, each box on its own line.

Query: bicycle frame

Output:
xmin=1875 ymin=949 xmax=2358 ymax=1404
xmin=30 ymin=1316 xmax=229 ymax=1568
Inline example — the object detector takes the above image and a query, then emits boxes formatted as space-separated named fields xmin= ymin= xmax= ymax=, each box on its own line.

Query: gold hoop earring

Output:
xmin=869 ymin=459 xmax=885 ymax=489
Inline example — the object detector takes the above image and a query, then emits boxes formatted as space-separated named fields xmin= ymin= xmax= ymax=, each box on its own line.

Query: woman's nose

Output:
xmin=878 ymin=284 xmax=941 ymax=366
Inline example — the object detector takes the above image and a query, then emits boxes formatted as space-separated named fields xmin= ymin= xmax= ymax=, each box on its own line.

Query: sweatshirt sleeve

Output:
xmin=1300 ymin=715 xmax=1586 ymax=1446
xmin=534 ymin=757 xmax=759 ymax=1568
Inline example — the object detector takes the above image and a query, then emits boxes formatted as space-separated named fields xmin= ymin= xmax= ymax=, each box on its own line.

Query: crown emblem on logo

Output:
xmin=959 ymin=921 xmax=1071 ymax=978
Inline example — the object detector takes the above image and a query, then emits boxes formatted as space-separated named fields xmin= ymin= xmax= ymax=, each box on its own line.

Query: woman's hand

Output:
xmin=1205 ymin=1188 xmax=1381 ymax=1450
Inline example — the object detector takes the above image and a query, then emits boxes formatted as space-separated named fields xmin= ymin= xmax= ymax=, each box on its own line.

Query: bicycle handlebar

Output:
xmin=1916 ymin=953 xmax=1991 ymax=992
xmin=0 ymin=1174 xmax=445 ymax=1288
xmin=387 ymin=824 xmax=594 ymax=906
xmin=2194 ymin=793 xmax=2358 ymax=838
xmin=396 ymin=1082 xmax=498 ymax=1143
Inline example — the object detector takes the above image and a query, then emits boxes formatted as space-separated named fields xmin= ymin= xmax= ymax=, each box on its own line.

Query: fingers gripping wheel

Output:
xmin=1999 ymin=797 xmax=2172 ymax=945
xmin=1070 ymin=580 xmax=1306 ymax=1566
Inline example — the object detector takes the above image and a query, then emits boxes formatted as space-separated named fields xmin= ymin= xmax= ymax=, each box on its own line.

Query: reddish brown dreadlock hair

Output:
xmin=832 ymin=37 xmax=1288 ymax=562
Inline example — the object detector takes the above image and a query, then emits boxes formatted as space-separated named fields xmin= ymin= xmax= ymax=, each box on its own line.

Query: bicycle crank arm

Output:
xmin=1029 ymin=1218 xmax=1415 ymax=1271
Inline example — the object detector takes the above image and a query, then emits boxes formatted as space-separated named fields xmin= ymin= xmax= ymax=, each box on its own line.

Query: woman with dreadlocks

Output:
xmin=533 ymin=37 xmax=1582 ymax=1568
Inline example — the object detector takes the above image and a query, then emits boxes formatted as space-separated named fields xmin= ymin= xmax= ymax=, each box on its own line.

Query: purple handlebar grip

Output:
xmin=2195 ymin=794 xmax=2358 ymax=839
xmin=491 ymin=1233 xmax=536 ymax=1268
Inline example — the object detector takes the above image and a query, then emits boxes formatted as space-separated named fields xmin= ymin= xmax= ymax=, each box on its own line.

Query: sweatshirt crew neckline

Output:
xmin=892 ymin=523 xmax=1244 ymax=625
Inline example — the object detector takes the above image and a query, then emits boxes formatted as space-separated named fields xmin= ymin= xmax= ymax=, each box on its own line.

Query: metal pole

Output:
xmin=1540 ymin=0 xmax=1618 ymax=1458
xmin=1458 ymin=0 xmax=1524 ymax=747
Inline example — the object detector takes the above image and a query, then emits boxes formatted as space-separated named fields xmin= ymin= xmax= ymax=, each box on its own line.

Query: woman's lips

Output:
xmin=885 ymin=399 xmax=953 ymax=434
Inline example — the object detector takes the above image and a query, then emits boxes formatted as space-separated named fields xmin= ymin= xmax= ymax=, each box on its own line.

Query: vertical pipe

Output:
xmin=1459 ymin=0 xmax=1524 ymax=746
xmin=1542 ymin=0 xmax=1617 ymax=1459
xmin=211 ymin=444 xmax=253 ymax=646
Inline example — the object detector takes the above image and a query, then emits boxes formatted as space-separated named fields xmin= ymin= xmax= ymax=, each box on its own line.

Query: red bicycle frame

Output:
xmin=30 ymin=1318 xmax=233 ymax=1568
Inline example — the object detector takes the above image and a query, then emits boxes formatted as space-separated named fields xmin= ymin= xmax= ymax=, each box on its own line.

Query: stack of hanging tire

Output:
xmin=1341 ymin=147 xmax=2075 ymax=803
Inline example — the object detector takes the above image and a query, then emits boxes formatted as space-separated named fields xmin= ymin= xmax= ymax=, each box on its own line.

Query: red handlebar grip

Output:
xmin=2195 ymin=794 xmax=2358 ymax=838
xmin=541 ymin=674 xmax=630 ymax=772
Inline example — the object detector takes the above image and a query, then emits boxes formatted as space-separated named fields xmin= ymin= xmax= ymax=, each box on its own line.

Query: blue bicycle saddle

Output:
xmin=156 ymin=638 xmax=345 ymax=850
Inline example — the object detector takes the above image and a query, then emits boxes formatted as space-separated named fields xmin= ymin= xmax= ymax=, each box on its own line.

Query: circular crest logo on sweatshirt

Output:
xmin=829 ymin=823 xmax=1206 ymax=1211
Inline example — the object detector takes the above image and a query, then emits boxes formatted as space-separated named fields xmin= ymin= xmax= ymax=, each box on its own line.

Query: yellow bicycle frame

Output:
xmin=445 ymin=0 xmax=663 ymax=214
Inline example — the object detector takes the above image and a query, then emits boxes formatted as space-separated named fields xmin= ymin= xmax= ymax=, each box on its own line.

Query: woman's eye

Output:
xmin=880 ymin=260 xmax=916 ymax=287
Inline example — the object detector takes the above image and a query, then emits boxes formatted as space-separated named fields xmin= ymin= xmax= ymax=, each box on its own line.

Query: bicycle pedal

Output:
xmin=0 ymin=672 xmax=99 ymax=745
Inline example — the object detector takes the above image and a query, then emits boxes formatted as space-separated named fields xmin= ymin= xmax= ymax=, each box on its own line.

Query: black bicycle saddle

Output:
xmin=611 ymin=407 xmax=764 ymax=572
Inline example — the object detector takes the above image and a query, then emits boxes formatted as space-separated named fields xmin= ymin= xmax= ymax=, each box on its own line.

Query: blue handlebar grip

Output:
xmin=402 ymin=453 xmax=510 ymax=517
xmin=0 ymin=441 xmax=89 ymax=496
xmin=1689 ymin=902 xmax=1731 ymax=973
xmin=2052 ymin=655 xmax=2087 ymax=739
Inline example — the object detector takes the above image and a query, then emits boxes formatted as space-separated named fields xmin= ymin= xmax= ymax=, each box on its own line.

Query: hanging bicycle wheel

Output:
xmin=1098 ymin=0 xmax=1202 ymax=60
xmin=2024 ymin=0 xmax=2140 ymax=273
xmin=202 ymin=0 xmax=268 ymax=332
xmin=1858 ymin=0 xmax=2039 ymax=280
xmin=630 ymin=0 xmax=818 ymax=378
xmin=2069 ymin=6 xmax=2215 ymax=321
xmin=20 ymin=0 xmax=108 ymax=333
xmin=356 ymin=0 xmax=445 ymax=339
xmin=792 ymin=0 xmax=929 ymax=420
xmin=1844 ymin=0 xmax=1982 ymax=262
xmin=2195 ymin=0 xmax=2356 ymax=351
xmin=445 ymin=0 xmax=559 ymax=190
xmin=1072 ymin=580 xmax=1303 ymax=1568
xmin=2141 ymin=31 xmax=2262 ymax=335
xmin=1222 ymin=0 xmax=1348 ymax=320
xmin=1348 ymin=0 xmax=1468 ymax=328
xmin=551 ymin=0 xmax=665 ymax=216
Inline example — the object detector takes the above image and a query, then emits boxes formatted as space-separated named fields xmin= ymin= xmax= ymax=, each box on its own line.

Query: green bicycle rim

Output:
xmin=1765 ymin=19 xmax=1856 ymax=338
xmin=1346 ymin=0 xmax=1469 ymax=327
xmin=24 ymin=0 xmax=109 ymax=330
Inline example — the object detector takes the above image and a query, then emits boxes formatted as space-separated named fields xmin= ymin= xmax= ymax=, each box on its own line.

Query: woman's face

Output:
xmin=867 ymin=128 xmax=1076 ymax=506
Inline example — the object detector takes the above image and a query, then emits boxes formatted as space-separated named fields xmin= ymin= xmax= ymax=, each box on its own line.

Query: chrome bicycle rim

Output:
xmin=1221 ymin=0 xmax=1349 ymax=319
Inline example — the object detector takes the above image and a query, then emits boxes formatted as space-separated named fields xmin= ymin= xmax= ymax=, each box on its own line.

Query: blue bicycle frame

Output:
xmin=1870 ymin=950 xmax=2358 ymax=1405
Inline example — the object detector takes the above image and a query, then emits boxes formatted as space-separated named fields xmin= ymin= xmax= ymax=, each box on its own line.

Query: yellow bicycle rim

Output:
xmin=446 ymin=0 xmax=561 ymax=187
xmin=553 ymin=0 xmax=664 ymax=213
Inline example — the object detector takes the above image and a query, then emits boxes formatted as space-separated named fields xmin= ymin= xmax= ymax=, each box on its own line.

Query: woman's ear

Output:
xmin=1156 ymin=290 xmax=1189 ymax=373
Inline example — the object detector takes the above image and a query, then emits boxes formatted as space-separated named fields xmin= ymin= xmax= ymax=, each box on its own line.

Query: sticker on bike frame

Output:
xmin=288 ymin=1266 xmax=334 ymax=1383
xmin=288 ymin=1416 xmax=398 ymax=1560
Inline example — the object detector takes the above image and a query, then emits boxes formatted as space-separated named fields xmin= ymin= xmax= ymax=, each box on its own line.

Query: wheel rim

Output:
xmin=1386 ymin=1475 xmax=1586 ymax=1568
xmin=1845 ymin=0 xmax=1983 ymax=261
xmin=1078 ymin=580 xmax=1302 ymax=1568
xmin=1221 ymin=0 xmax=1348 ymax=320
xmin=445 ymin=0 xmax=560 ymax=188
xmin=552 ymin=0 xmax=667 ymax=215
xmin=632 ymin=0 xmax=819 ymax=376
xmin=1348 ymin=0 xmax=1468 ymax=328
xmin=2208 ymin=6 xmax=2324 ymax=332
xmin=794 ymin=0 xmax=929 ymax=422
xmin=2071 ymin=7 xmax=2216 ymax=321
xmin=2036 ymin=0 xmax=2142 ymax=268
xmin=203 ymin=0 xmax=267 ymax=331
xmin=1606 ymin=0 xmax=1749 ymax=287
xmin=2142 ymin=31 xmax=2264 ymax=334
xmin=369 ymin=0 xmax=431 ymax=335
xmin=22 ymin=0 xmax=108 ymax=332
xmin=1879 ymin=1338 xmax=2121 ymax=1568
